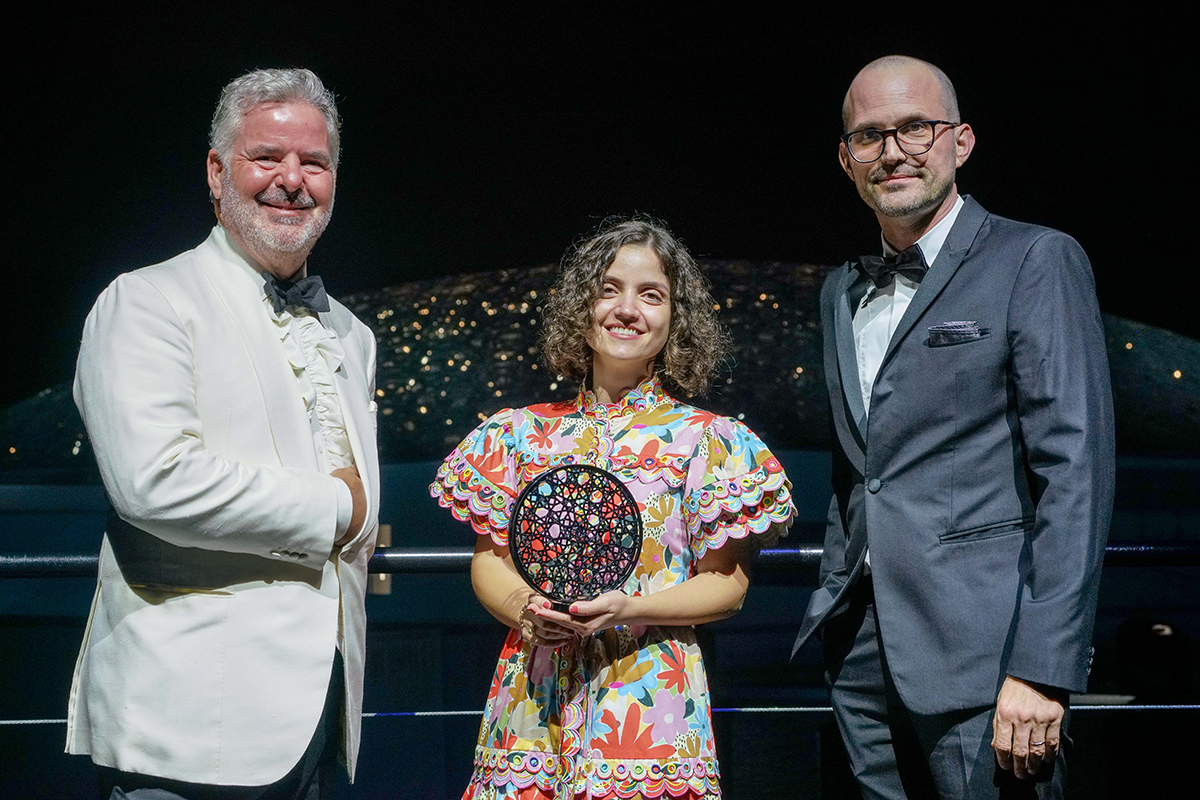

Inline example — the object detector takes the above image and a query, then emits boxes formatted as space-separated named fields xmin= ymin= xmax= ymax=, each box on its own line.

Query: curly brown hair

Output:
xmin=540 ymin=216 xmax=730 ymax=398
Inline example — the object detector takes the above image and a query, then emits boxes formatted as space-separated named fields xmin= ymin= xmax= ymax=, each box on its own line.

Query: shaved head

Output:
xmin=842 ymin=56 xmax=959 ymax=132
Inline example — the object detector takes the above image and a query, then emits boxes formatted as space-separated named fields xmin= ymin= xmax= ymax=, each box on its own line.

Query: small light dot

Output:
xmin=382 ymin=408 xmax=394 ymax=415
xmin=419 ymin=406 xmax=427 ymax=414
xmin=1174 ymin=370 xmax=1183 ymax=379
xmin=7 ymin=447 xmax=14 ymax=454
xmin=376 ymin=389 xmax=385 ymax=397
xmin=1125 ymin=342 xmax=1133 ymax=350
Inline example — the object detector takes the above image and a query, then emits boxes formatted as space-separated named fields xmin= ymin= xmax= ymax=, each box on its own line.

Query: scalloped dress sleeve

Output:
xmin=682 ymin=416 xmax=796 ymax=559
xmin=429 ymin=408 xmax=520 ymax=546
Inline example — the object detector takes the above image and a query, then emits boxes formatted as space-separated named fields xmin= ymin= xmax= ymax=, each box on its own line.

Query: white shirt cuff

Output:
xmin=334 ymin=477 xmax=354 ymax=538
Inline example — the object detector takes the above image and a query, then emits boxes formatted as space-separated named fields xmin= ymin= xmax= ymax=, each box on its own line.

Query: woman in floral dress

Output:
xmin=431 ymin=217 xmax=795 ymax=799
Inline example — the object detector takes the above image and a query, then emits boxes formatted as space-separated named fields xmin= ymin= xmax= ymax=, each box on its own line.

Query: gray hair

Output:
xmin=843 ymin=56 xmax=960 ymax=132
xmin=210 ymin=68 xmax=341 ymax=168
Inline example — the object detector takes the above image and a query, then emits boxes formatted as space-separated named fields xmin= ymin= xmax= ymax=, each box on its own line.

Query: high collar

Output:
xmin=577 ymin=374 xmax=670 ymax=419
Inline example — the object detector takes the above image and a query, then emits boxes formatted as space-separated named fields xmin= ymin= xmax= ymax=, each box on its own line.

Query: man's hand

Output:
xmin=992 ymin=675 xmax=1066 ymax=779
xmin=331 ymin=466 xmax=366 ymax=546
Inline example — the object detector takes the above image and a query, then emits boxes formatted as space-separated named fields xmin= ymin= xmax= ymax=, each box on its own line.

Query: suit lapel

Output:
xmin=201 ymin=228 xmax=318 ymax=471
xmin=878 ymin=196 xmax=989 ymax=373
xmin=834 ymin=267 xmax=869 ymax=441
xmin=824 ymin=266 xmax=867 ymax=475
xmin=327 ymin=326 xmax=376 ymax=521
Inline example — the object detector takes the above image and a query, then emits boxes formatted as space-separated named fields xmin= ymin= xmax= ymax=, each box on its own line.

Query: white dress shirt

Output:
xmin=853 ymin=195 xmax=965 ymax=419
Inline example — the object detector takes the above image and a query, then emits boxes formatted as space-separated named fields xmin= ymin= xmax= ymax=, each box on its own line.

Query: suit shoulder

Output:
xmin=100 ymin=237 xmax=217 ymax=302
xmin=819 ymin=264 xmax=851 ymax=304
xmin=980 ymin=211 xmax=1085 ymax=255
xmin=326 ymin=296 xmax=374 ymax=341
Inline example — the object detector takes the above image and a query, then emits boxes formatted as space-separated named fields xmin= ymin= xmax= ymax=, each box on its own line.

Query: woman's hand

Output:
xmin=520 ymin=594 xmax=577 ymax=648
xmin=561 ymin=590 xmax=635 ymax=636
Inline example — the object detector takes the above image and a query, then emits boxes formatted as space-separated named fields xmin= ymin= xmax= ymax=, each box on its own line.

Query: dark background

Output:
xmin=4 ymin=7 xmax=1185 ymax=407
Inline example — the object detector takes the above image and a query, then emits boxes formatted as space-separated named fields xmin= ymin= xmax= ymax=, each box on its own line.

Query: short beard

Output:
xmin=865 ymin=168 xmax=954 ymax=220
xmin=219 ymin=172 xmax=333 ymax=258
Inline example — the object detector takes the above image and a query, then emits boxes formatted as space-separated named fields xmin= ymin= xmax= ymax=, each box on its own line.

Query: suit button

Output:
xmin=867 ymin=478 xmax=882 ymax=493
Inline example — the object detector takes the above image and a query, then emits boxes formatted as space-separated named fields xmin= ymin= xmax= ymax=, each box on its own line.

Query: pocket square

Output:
xmin=928 ymin=321 xmax=990 ymax=347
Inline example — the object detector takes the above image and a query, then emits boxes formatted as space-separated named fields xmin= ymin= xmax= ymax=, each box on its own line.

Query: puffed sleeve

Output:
xmin=682 ymin=417 xmax=796 ymax=557
xmin=429 ymin=409 xmax=520 ymax=545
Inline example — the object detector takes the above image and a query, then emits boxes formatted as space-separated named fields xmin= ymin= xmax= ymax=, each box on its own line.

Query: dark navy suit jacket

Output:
xmin=794 ymin=196 xmax=1115 ymax=715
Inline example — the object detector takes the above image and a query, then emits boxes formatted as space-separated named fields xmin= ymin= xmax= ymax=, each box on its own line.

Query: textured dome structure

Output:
xmin=2 ymin=260 xmax=1197 ymax=481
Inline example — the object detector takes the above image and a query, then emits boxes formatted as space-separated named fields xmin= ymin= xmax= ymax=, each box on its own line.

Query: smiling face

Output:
xmin=587 ymin=245 xmax=672 ymax=382
xmin=206 ymin=101 xmax=335 ymax=277
xmin=839 ymin=62 xmax=973 ymax=224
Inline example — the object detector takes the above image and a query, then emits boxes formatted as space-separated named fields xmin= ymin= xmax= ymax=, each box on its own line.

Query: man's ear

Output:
xmin=954 ymin=123 xmax=976 ymax=168
xmin=838 ymin=142 xmax=855 ymax=180
xmin=206 ymin=149 xmax=225 ymax=200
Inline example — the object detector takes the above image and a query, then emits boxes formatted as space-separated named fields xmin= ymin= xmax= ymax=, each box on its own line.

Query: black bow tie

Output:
xmin=262 ymin=271 xmax=330 ymax=314
xmin=857 ymin=246 xmax=928 ymax=289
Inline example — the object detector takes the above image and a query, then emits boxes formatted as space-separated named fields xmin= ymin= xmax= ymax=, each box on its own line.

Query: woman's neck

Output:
xmin=591 ymin=357 xmax=655 ymax=405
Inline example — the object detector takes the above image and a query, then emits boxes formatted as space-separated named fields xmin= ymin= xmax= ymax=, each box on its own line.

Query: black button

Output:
xmin=867 ymin=478 xmax=882 ymax=493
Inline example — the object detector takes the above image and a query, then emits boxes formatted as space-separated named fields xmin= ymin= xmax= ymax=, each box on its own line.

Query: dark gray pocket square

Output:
xmin=928 ymin=321 xmax=990 ymax=347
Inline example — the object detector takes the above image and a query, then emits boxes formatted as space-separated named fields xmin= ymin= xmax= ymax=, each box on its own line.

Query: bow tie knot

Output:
xmin=857 ymin=246 xmax=928 ymax=289
xmin=262 ymin=271 xmax=330 ymax=314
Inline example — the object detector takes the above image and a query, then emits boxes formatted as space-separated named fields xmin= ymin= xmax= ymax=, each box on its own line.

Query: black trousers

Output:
xmin=823 ymin=577 xmax=1068 ymax=800
xmin=98 ymin=652 xmax=344 ymax=800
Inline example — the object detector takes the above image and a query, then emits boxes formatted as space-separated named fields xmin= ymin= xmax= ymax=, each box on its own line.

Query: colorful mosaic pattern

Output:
xmin=431 ymin=375 xmax=796 ymax=799
xmin=511 ymin=465 xmax=642 ymax=606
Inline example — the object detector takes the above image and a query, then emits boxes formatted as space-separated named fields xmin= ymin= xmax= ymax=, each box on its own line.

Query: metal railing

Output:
xmin=3 ymin=542 xmax=1200 ymax=578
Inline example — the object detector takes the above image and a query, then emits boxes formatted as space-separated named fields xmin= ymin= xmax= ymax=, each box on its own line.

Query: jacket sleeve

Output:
xmin=74 ymin=271 xmax=341 ymax=568
xmin=1004 ymin=231 xmax=1115 ymax=691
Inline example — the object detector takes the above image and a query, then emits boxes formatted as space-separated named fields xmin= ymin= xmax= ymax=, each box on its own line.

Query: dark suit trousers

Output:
xmin=824 ymin=578 xmax=1067 ymax=800
xmin=98 ymin=653 xmax=344 ymax=800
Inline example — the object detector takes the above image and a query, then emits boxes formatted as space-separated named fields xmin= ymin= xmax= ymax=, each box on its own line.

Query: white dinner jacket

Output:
xmin=66 ymin=226 xmax=379 ymax=785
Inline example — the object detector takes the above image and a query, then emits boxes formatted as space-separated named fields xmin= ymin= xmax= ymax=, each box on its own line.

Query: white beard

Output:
xmin=219 ymin=172 xmax=334 ymax=258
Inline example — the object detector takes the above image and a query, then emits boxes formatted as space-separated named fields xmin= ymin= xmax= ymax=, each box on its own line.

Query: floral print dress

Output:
xmin=431 ymin=376 xmax=795 ymax=800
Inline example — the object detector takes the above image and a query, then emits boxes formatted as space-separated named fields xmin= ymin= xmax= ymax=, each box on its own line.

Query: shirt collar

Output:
xmin=578 ymin=374 xmax=669 ymax=419
xmin=881 ymin=194 xmax=965 ymax=265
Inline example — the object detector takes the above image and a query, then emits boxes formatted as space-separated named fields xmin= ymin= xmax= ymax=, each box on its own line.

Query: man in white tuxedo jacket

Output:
xmin=66 ymin=68 xmax=380 ymax=800
xmin=793 ymin=57 xmax=1114 ymax=798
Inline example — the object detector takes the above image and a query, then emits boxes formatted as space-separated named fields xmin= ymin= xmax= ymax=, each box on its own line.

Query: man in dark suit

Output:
xmin=792 ymin=56 xmax=1115 ymax=798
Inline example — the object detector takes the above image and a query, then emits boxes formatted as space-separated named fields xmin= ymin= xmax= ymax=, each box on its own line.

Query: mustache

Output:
xmin=869 ymin=166 xmax=924 ymax=183
xmin=256 ymin=188 xmax=316 ymax=209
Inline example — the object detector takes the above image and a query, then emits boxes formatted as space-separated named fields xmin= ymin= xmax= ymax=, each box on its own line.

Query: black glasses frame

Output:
xmin=840 ymin=120 xmax=960 ymax=163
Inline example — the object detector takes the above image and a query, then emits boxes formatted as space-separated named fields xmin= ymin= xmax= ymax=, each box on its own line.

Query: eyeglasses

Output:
xmin=840 ymin=120 xmax=959 ymax=164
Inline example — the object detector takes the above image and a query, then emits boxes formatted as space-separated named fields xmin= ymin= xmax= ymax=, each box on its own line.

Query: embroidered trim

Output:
xmin=685 ymin=460 xmax=794 ymax=555
xmin=577 ymin=375 xmax=670 ymax=420
xmin=432 ymin=449 xmax=515 ymax=544
xmin=468 ymin=746 xmax=721 ymax=798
